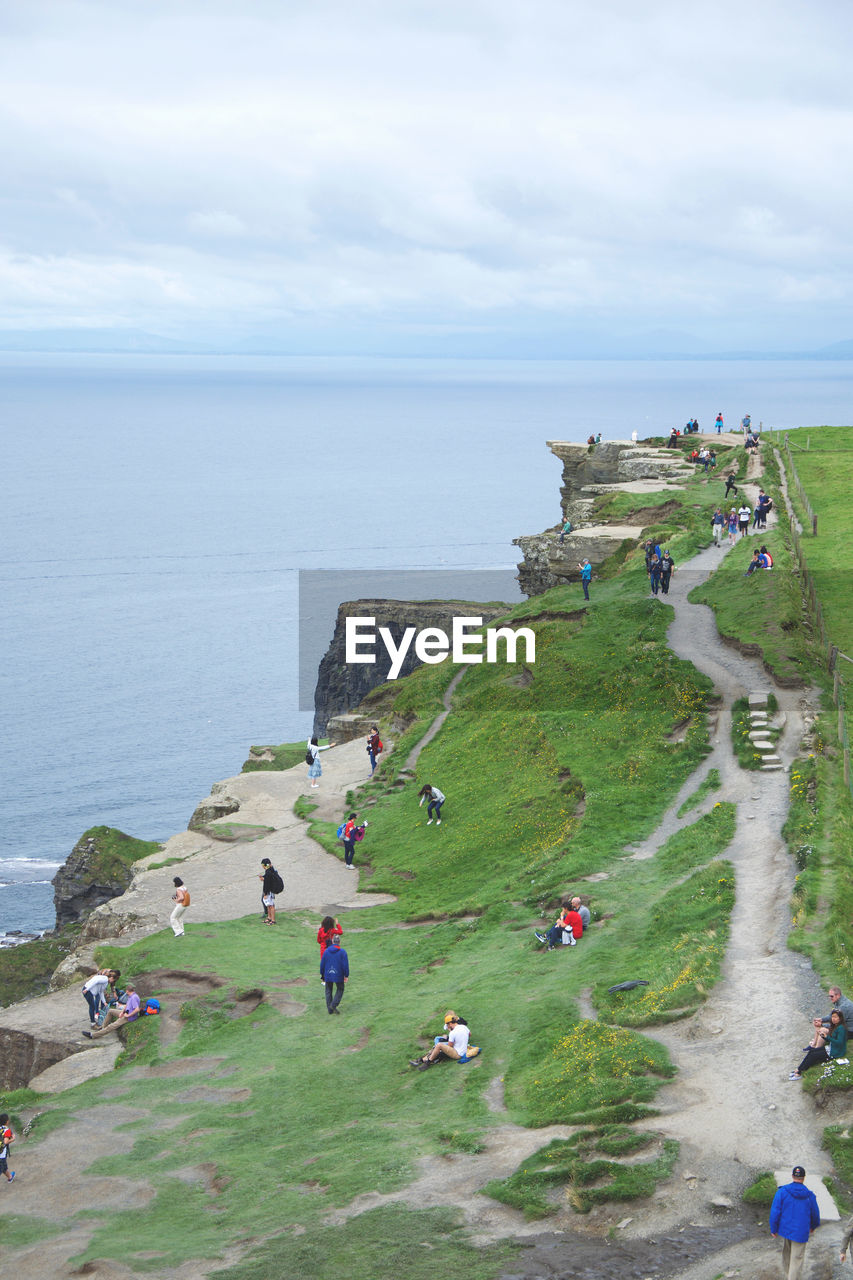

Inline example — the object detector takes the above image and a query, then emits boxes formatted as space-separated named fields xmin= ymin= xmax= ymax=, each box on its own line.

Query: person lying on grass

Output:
xmin=410 ymin=1013 xmax=470 ymax=1069
xmin=789 ymin=1009 xmax=847 ymax=1079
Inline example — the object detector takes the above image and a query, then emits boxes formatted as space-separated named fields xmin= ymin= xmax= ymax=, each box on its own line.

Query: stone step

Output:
xmin=761 ymin=764 xmax=785 ymax=772
xmin=749 ymin=692 xmax=769 ymax=710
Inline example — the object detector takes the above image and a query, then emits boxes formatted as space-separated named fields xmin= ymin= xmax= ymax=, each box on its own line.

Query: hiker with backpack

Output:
xmin=366 ymin=725 xmax=383 ymax=776
xmin=259 ymin=857 xmax=284 ymax=924
xmin=338 ymin=812 xmax=368 ymax=868
xmin=306 ymin=736 xmax=336 ymax=789
xmin=170 ymin=877 xmax=190 ymax=937
xmin=0 ymin=1113 xmax=15 ymax=1183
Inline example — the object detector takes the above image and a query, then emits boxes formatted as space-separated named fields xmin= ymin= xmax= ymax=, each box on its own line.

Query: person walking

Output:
xmin=342 ymin=813 xmax=367 ymax=867
xmin=170 ymin=878 xmax=190 ymax=937
xmin=648 ymin=554 xmax=661 ymax=596
xmin=317 ymin=915 xmax=342 ymax=961
xmin=579 ymin=558 xmax=592 ymax=600
xmin=727 ymin=508 xmax=739 ymax=545
xmin=366 ymin=726 xmax=383 ymax=776
xmin=418 ymin=785 xmax=445 ymax=825
xmin=320 ymin=936 xmax=349 ymax=1014
xmin=259 ymin=858 xmax=283 ymax=924
xmin=724 ymin=471 xmax=738 ymax=499
xmin=769 ymin=1165 xmax=820 ymax=1279
xmin=715 ymin=412 xmax=724 ymax=434
xmin=712 ymin=508 xmax=725 ymax=545
xmin=737 ymin=503 xmax=752 ymax=539
xmin=306 ymin=736 xmax=336 ymax=789
xmin=659 ymin=550 xmax=675 ymax=595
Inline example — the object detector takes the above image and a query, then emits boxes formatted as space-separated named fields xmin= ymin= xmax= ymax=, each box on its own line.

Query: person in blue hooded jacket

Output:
xmin=320 ymin=936 xmax=349 ymax=1015
xmin=769 ymin=1165 xmax=820 ymax=1280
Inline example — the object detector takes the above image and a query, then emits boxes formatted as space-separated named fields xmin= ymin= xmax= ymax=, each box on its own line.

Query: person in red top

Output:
xmin=535 ymin=901 xmax=583 ymax=950
xmin=317 ymin=916 xmax=342 ymax=959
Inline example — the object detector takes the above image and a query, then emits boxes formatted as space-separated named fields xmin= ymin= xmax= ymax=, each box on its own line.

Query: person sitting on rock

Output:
xmin=790 ymin=1008 xmax=847 ymax=1079
xmin=84 ymin=983 xmax=140 ymax=1039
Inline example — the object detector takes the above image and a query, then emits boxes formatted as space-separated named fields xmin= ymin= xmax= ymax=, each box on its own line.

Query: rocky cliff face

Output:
xmin=514 ymin=439 xmax=692 ymax=595
xmin=313 ymin=598 xmax=509 ymax=734
xmin=52 ymin=831 xmax=137 ymax=930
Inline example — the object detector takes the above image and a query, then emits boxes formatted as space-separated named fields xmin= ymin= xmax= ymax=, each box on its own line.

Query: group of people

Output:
xmin=304 ymin=725 xmax=383 ymax=790
xmin=789 ymin=985 xmax=853 ymax=1081
xmin=643 ymin=541 xmax=676 ymax=595
xmin=533 ymin=896 xmax=591 ymax=950
xmin=81 ymin=967 xmax=141 ymax=1039
xmin=745 ymin=546 xmax=774 ymax=575
xmin=689 ymin=446 xmax=717 ymax=471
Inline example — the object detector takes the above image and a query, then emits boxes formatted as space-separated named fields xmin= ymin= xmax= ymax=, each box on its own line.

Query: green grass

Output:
xmin=485 ymin=1128 xmax=679 ymax=1217
xmin=241 ymin=739 xmax=312 ymax=772
xmin=212 ymin=1206 xmax=516 ymax=1280
xmin=676 ymin=767 xmax=721 ymax=816
xmin=0 ymin=1215 xmax=67 ymax=1250
xmin=742 ymin=1172 xmax=777 ymax=1205
xmin=0 ymin=935 xmax=69 ymax=1009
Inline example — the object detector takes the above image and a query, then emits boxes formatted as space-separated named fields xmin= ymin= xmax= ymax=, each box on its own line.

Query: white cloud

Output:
xmin=0 ymin=0 xmax=852 ymax=349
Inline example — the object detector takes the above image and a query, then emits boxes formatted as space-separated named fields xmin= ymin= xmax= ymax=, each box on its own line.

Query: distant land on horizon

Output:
xmin=1 ymin=326 xmax=853 ymax=362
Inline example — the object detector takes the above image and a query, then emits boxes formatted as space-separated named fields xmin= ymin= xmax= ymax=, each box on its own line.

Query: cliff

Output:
xmin=51 ymin=825 xmax=163 ymax=929
xmin=514 ymin=439 xmax=693 ymax=595
xmin=313 ymin=598 xmax=509 ymax=734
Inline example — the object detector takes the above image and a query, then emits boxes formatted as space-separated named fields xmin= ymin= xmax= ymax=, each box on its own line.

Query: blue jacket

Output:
xmin=320 ymin=945 xmax=349 ymax=983
xmin=580 ymin=563 xmax=592 ymax=583
xmin=769 ymin=1181 xmax=820 ymax=1242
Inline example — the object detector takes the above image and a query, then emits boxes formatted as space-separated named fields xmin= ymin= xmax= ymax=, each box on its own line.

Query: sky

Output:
xmin=2 ymin=0 xmax=853 ymax=357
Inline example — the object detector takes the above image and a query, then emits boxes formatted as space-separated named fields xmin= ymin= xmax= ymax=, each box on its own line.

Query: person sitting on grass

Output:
xmin=84 ymin=983 xmax=140 ymax=1039
xmin=789 ymin=1008 xmax=847 ymax=1079
xmin=410 ymin=1013 xmax=471 ymax=1069
xmin=534 ymin=901 xmax=583 ymax=949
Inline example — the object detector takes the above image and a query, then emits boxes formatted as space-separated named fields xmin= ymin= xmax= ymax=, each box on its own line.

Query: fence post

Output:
xmin=813 ymin=514 xmax=818 ymax=537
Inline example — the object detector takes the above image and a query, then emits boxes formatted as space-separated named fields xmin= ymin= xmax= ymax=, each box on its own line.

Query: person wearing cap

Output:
xmin=319 ymin=936 xmax=349 ymax=1014
xmin=410 ymin=1013 xmax=470 ymax=1069
xmin=259 ymin=858 xmax=282 ymax=925
xmin=769 ymin=1165 xmax=820 ymax=1279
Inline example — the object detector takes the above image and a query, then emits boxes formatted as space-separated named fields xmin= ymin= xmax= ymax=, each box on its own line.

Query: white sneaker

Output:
xmin=436 ymin=819 xmax=442 ymax=825
xmin=426 ymin=819 xmax=433 ymax=825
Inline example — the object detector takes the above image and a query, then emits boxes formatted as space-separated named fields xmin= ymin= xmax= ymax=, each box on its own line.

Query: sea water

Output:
xmin=2 ymin=353 xmax=851 ymax=937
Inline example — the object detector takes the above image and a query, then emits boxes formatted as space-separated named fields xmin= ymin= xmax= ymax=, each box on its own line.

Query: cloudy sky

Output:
xmin=2 ymin=0 xmax=852 ymax=355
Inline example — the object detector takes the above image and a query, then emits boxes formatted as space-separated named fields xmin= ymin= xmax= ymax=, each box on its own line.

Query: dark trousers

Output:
xmin=427 ymin=799 xmax=443 ymax=820
xmin=84 ymin=990 xmax=100 ymax=1022
xmin=582 ymin=579 xmax=590 ymax=600
xmin=660 ymin=571 xmax=672 ymax=594
xmin=325 ymin=981 xmax=344 ymax=1013
xmin=343 ymin=838 xmax=355 ymax=866
xmin=797 ymin=1046 xmax=829 ymax=1074
xmin=650 ymin=572 xmax=660 ymax=595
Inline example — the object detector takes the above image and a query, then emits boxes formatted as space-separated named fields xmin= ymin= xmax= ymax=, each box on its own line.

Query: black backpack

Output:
xmin=269 ymin=868 xmax=284 ymax=895
xmin=305 ymin=747 xmax=314 ymax=765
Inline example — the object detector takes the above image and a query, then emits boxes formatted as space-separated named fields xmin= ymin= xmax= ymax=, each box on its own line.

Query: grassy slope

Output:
xmin=0 ymin=459 xmax=776 ymax=1276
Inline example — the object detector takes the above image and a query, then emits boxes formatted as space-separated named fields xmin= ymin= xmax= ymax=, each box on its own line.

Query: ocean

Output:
xmin=2 ymin=353 xmax=851 ymax=939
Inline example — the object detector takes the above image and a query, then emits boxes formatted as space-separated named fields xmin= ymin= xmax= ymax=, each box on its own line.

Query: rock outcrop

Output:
xmin=0 ymin=1024 xmax=82 ymax=1091
xmin=515 ymin=439 xmax=692 ymax=595
xmin=313 ymin=599 xmax=509 ymax=734
xmin=188 ymin=782 xmax=241 ymax=831
xmin=52 ymin=831 xmax=137 ymax=930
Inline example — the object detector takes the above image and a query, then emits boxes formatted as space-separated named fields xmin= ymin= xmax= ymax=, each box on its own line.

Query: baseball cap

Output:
xmin=792 ymin=1166 xmax=806 ymax=1178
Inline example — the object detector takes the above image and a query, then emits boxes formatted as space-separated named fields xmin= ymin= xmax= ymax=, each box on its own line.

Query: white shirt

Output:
xmin=449 ymin=1023 xmax=470 ymax=1056
xmin=83 ymin=974 xmax=110 ymax=997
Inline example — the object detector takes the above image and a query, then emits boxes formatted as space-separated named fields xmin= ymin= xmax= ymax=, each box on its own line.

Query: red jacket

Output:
xmin=561 ymin=909 xmax=583 ymax=940
xmin=317 ymin=924 xmax=342 ymax=955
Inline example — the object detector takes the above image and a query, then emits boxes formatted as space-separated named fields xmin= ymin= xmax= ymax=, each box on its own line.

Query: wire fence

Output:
xmin=782 ymin=434 xmax=818 ymax=535
xmin=779 ymin=444 xmax=851 ymax=795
